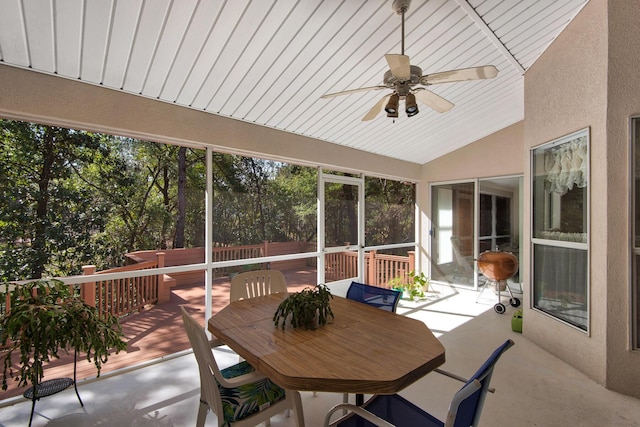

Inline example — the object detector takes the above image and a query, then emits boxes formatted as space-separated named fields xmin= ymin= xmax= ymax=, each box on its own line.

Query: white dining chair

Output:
xmin=230 ymin=269 xmax=288 ymax=301
xmin=180 ymin=306 xmax=304 ymax=427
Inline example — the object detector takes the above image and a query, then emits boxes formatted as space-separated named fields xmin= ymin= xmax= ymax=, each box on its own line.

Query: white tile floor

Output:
xmin=2 ymin=283 xmax=640 ymax=427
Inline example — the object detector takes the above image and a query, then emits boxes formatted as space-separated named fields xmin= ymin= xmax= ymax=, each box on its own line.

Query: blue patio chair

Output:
xmin=324 ymin=339 xmax=514 ymax=427
xmin=346 ymin=281 xmax=401 ymax=312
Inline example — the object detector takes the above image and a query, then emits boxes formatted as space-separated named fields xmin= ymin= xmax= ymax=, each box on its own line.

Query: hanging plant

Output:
xmin=1 ymin=279 xmax=127 ymax=391
xmin=273 ymin=284 xmax=334 ymax=330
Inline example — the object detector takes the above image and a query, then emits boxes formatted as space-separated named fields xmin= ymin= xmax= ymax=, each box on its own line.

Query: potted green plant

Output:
xmin=388 ymin=271 xmax=430 ymax=301
xmin=273 ymin=284 xmax=334 ymax=330
xmin=1 ymin=279 xmax=127 ymax=401
xmin=511 ymin=308 xmax=523 ymax=333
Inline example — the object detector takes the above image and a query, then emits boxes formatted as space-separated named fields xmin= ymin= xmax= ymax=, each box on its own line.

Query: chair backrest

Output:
xmin=180 ymin=306 xmax=226 ymax=418
xmin=346 ymin=281 xmax=401 ymax=312
xmin=447 ymin=339 xmax=514 ymax=427
xmin=230 ymin=270 xmax=288 ymax=301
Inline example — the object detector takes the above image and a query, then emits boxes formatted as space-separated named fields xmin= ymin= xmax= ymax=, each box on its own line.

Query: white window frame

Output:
xmin=530 ymin=128 xmax=590 ymax=333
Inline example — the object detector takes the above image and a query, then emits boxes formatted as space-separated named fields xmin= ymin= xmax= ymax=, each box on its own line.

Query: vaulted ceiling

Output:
xmin=0 ymin=0 xmax=588 ymax=164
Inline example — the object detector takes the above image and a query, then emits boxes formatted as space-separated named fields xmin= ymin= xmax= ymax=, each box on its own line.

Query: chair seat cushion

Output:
xmin=218 ymin=360 xmax=286 ymax=425
xmin=336 ymin=394 xmax=444 ymax=427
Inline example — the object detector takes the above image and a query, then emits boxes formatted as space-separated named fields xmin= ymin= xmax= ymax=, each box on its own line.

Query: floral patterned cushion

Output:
xmin=218 ymin=360 xmax=286 ymax=425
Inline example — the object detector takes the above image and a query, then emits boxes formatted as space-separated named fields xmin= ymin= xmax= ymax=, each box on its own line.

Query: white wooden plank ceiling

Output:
xmin=0 ymin=0 xmax=588 ymax=164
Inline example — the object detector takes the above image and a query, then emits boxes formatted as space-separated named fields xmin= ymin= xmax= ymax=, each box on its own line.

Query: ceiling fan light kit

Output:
xmin=320 ymin=0 xmax=499 ymax=122
xmin=405 ymin=93 xmax=418 ymax=117
xmin=385 ymin=93 xmax=400 ymax=115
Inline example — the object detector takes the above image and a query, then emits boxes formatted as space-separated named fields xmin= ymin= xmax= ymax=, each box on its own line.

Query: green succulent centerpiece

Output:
xmin=1 ymin=279 xmax=127 ymax=392
xmin=273 ymin=284 xmax=334 ymax=330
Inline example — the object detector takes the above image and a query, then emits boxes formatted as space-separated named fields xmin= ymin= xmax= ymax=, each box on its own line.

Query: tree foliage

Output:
xmin=0 ymin=119 xmax=414 ymax=281
xmin=0 ymin=121 xmax=111 ymax=279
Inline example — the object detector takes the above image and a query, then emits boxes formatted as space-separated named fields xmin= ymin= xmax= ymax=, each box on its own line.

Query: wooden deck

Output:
xmin=1 ymin=268 xmax=317 ymax=401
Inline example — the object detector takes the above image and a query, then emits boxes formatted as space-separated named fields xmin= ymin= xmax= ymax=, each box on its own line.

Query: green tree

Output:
xmin=365 ymin=177 xmax=415 ymax=247
xmin=270 ymin=165 xmax=317 ymax=242
xmin=0 ymin=120 xmax=110 ymax=280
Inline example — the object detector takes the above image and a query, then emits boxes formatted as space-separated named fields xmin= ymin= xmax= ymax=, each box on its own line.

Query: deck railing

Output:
xmin=0 ymin=245 xmax=414 ymax=320
xmin=367 ymin=250 xmax=415 ymax=286
xmin=325 ymin=250 xmax=415 ymax=287
xmin=211 ymin=244 xmax=264 ymax=263
xmin=82 ymin=259 xmax=162 ymax=318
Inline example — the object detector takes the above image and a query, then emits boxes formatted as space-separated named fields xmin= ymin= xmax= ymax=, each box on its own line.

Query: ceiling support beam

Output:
xmin=454 ymin=0 xmax=526 ymax=75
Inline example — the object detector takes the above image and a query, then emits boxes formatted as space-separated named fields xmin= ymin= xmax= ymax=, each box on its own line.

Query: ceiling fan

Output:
xmin=320 ymin=0 xmax=498 ymax=121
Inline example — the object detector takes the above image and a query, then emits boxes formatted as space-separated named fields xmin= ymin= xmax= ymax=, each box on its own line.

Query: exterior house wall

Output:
xmin=524 ymin=0 xmax=608 ymax=386
xmin=525 ymin=0 xmax=640 ymax=397
xmin=603 ymin=1 xmax=640 ymax=396
xmin=0 ymin=64 xmax=421 ymax=182
xmin=420 ymin=121 xmax=524 ymax=182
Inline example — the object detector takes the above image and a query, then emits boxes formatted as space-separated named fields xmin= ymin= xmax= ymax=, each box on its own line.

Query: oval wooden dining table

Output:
xmin=208 ymin=292 xmax=446 ymax=396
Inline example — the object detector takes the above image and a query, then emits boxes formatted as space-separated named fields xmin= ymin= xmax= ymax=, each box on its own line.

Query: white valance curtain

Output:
xmin=544 ymin=135 xmax=588 ymax=195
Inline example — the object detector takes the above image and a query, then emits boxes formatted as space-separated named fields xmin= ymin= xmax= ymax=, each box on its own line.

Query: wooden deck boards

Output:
xmin=1 ymin=268 xmax=317 ymax=401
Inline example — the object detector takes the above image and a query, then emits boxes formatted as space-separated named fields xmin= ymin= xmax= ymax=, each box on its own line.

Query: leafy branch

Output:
xmin=1 ymin=279 xmax=127 ymax=391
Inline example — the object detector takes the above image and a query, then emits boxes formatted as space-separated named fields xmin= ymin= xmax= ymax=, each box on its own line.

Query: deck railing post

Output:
xmin=263 ymin=240 xmax=269 ymax=269
xmin=82 ymin=265 xmax=97 ymax=307
xmin=157 ymin=252 xmax=170 ymax=303
xmin=368 ymin=250 xmax=377 ymax=286
xmin=408 ymin=251 xmax=415 ymax=281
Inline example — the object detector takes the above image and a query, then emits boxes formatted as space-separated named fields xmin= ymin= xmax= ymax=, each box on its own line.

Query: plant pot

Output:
xmin=511 ymin=310 xmax=523 ymax=333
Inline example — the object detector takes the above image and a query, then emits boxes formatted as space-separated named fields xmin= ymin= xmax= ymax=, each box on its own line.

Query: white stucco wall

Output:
xmin=525 ymin=0 xmax=640 ymax=397
xmin=524 ymin=0 xmax=609 ymax=385
xmin=420 ymin=121 xmax=524 ymax=182
xmin=604 ymin=1 xmax=640 ymax=396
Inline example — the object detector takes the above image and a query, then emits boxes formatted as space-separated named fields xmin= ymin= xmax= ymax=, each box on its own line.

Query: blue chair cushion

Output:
xmin=336 ymin=393 xmax=444 ymax=427
xmin=218 ymin=360 xmax=286 ymax=425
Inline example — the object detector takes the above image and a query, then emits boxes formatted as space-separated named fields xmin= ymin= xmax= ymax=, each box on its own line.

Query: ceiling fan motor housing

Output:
xmin=392 ymin=0 xmax=411 ymax=15
xmin=384 ymin=65 xmax=423 ymax=96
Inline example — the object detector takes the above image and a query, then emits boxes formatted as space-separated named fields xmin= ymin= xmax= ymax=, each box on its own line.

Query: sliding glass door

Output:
xmin=430 ymin=177 xmax=523 ymax=289
xmin=430 ymin=182 xmax=476 ymax=287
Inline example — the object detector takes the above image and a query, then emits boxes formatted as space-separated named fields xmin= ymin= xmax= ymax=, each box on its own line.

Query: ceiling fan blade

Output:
xmin=414 ymin=89 xmax=454 ymax=113
xmin=362 ymin=94 xmax=392 ymax=121
xmin=385 ymin=54 xmax=411 ymax=80
xmin=420 ymin=65 xmax=498 ymax=86
xmin=321 ymin=85 xmax=388 ymax=99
